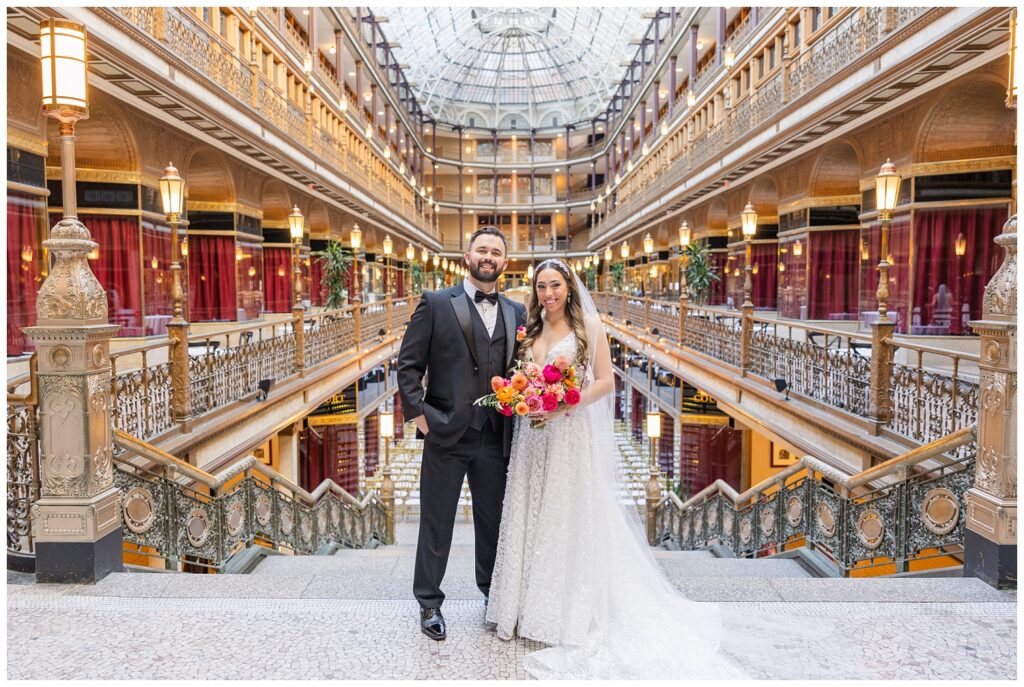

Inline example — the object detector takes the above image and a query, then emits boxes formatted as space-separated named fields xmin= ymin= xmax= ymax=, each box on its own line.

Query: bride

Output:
xmin=485 ymin=258 xmax=743 ymax=679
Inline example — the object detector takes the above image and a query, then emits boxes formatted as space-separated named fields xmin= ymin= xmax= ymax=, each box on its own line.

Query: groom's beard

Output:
xmin=469 ymin=259 xmax=503 ymax=283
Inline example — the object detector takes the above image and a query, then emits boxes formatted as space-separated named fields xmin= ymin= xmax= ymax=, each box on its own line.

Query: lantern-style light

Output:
xmin=724 ymin=45 xmax=736 ymax=68
xmin=159 ymin=162 xmax=186 ymax=217
xmin=303 ymin=52 xmax=313 ymax=76
xmin=645 ymin=411 xmax=662 ymax=439
xmin=660 ymin=121 xmax=669 ymax=136
xmin=180 ymin=238 xmax=188 ymax=258
xmin=338 ymin=95 xmax=348 ymax=112
xmin=955 ymin=233 xmax=968 ymax=257
xmin=649 ymin=264 xmax=657 ymax=278
xmin=678 ymin=220 xmax=691 ymax=248
xmin=605 ymin=245 xmax=613 ymax=262
xmin=432 ymin=253 xmax=439 ymax=267
xmin=874 ymin=158 xmax=902 ymax=214
xmin=593 ymin=253 xmax=601 ymax=267
xmin=741 ymin=202 xmax=758 ymax=238
xmin=778 ymin=261 xmax=786 ymax=272
xmin=378 ymin=410 xmax=394 ymax=439
xmin=421 ymin=246 xmax=428 ymax=262
xmin=641 ymin=142 xmax=650 ymax=157
xmin=383 ymin=146 xmax=391 ymax=160
xmin=364 ymin=122 xmax=373 ymax=138
xmin=585 ymin=256 xmax=592 ymax=268
xmin=643 ymin=232 xmax=654 ymax=254
xmin=442 ymin=258 xmax=449 ymax=270
xmin=349 ymin=223 xmax=362 ymax=250
xmin=590 ymin=201 xmax=596 ymax=212
xmin=686 ymin=89 xmax=696 ymax=107
xmin=39 ymin=19 xmax=89 ymax=117
xmin=620 ymin=241 xmax=630 ymax=259
xmin=752 ymin=263 xmax=759 ymax=275
xmin=288 ymin=205 xmax=304 ymax=241
xmin=406 ymin=243 xmax=415 ymax=261
xmin=382 ymin=234 xmax=393 ymax=256
xmin=793 ymin=240 xmax=803 ymax=257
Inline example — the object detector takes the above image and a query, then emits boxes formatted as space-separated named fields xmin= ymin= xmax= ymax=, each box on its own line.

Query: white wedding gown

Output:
xmin=485 ymin=332 xmax=745 ymax=679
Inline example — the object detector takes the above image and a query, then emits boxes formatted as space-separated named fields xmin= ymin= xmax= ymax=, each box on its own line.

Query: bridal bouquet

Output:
xmin=473 ymin=342 xmax=581 ymax=426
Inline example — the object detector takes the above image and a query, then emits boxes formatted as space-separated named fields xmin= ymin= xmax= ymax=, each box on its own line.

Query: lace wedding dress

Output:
xmin=485 ymin=328 xmax=744 ymax=680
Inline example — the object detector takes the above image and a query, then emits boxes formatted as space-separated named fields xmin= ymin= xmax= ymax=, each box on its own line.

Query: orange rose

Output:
xmin=514 ymin=401 xmax=530 ymax=416
xmin=510 ymin=372 xmax=529 ymax=391
xmin=496 ymin=386 xmax=515 ymax=405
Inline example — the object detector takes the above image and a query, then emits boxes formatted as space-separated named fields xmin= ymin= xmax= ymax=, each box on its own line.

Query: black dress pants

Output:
xmin=413 ymin=425 xmax=507 ymax=609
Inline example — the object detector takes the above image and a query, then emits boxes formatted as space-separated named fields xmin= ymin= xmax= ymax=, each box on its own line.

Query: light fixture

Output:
xmin=349 ymin=223 xmax=362 ymax=250
xmin=590 ymin=201 xmax=596 ymax=211
xmin=383 ymin=147 xmax=391 ymax=159
xmin=303 ymin=52 xmax=313 ymax=76
xmin=643 ymin=232 xmax=654 ymax=254
xmin=724 ymin=45 xmax=736 ymax=68
xmin=39 ymin=19 xmax=89 ymax=116
xmin=527 ymin=263 xmax=534 ymax=280
xmin=875 ymin=158 xmax=901 ymax=214
xmin=605 ymin=245 xmax=613 ymax=262
xmin=151 ymin=256 xmax=158 ymax=270
xmin=793 ymin=240 xmax=803 ymax=257
xmin=399 ymin=161 xmax=405 ymax=174
xmin=442 ymin=258 xmax=449 ymax=270
xmin=678 ymin=221 xmax=691 ymax=247
xmin=180 ymin=239 xmax=188 ymax=258
xmin=159 ymin=162 xmax=186 ymax=217
xmin=248 ymin=265 xmax=257 ymax=277
xmin=778 ymin=262 xmax=785 ymax=272
xmin=379 ymin=409 xmax=395 ymax=439
xmin=641 ymin=142 xmax=649 ymax=157
xmin=661 ymin=121 xmax=669 ymax=136
xmin=696 ymin=40 xmax=704 ymax=50
xmin=686 ymin=89 xmax=696 ymax=107
xmin=433 ymin=253 xmax=440 ymax=267
xmin=645 ymin=411 xmax=662 ymax=439
xmin=364 ymin=122 xmax=373 ymax=138
xmin=382 ymin=234 xmax=393 ymax=256
xmin=620 ymin=241 xmax=630 ymax=259
xmin=741 ymin=202 xmax=758 ymax=238
xmin=338 ymin=96 xmax=348 ymax=112
xmin=288 ymin=205 xmax=304 ymax=241
xmin=421 ymin=246 xmax=428 ymax=262
xmin=406 ymin=243 xmax=415 ymax=261
xmin=752 ymin=263 xmax=759 ymax=275
xmin=955 ymin=232 xmax=967 ymax=257
xmin=329 ymin=46 xmax=336 ymax=55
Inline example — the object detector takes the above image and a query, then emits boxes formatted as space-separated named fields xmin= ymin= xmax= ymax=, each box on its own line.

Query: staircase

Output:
xmin=7 ymin=519 xmax=1014 ymax=680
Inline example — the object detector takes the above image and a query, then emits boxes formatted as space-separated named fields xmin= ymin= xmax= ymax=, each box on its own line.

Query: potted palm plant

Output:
xmin=683 ymin=243 xmax=720 ymax=305
xmin=317 ymin=240 xmax=353 ymax=309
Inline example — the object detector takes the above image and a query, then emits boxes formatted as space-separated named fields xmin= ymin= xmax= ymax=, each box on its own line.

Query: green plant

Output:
xmin=609 ymin=262 xmax=625 ymax=291
xmin=411 ymin=262 xmax=424 ymax=293
xmin=317 ymin=240 xmax=353 ymax=309
xmin=683 ymin=242 xmax=720 ymax=305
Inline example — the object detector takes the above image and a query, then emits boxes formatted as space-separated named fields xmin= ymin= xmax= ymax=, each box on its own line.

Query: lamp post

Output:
xmin=874 ymin=159 xmax=901 ymax=323
xmin=678 ymin=220 xmax=691 ymax=300
xmin=378 ymin=409 xmax=395 ymax=544
xmin=30 ymin=19 xmax=124 ymax=583
xmin=382 ymin=234 xmax=393 ymax=297
xmin=160 ymin=163 xmax=190 ymax=423
xmin=741 ymin=202 xmax=758 ymax=308
xmin=620 ymin=240 xmax=630 ymax=294
xmin=350 ymin=223 xmax=362 ymax=305
xmin=432 ymin=252 xmax=439 ymax=290
xmin=645 ymin=410 xmax=663 ymax=545
xmin=288 ymin=205 xmax=306 ymax=372
xmin=406 ymin=242 xmax=415 ymax=295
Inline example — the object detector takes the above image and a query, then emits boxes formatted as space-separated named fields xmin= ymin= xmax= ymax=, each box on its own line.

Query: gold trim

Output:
xmin=7 ymin=128 xmax=47 ymax=156
xmin=778 ymin=224 xmax=861 ymax=239
xmin=7 ymin=180 xmax=50 ymax=196
xmin=859 ymin=197 xmax=1011 ymax=220
xmin=47 ymin=207 xmax=142 ymax=217
xmin=308 ymin=413 xmax=359 ymax=426
xmin=679 ymin=414 xmax=730 ymax=426
xmin=186 ymin=199 xmax=263 ymax=218
xmin=779 ymin=194 xmax=862 ymax=214
xmin=858 ymin=157 xmax=1015 ymax=191
xmin=45 ymin=166 xmax=143 ymax=184
xmin=186 ymin=229 xmax=265 ymax=241
xmin=261 ymin=219 xmax=289 ymax=229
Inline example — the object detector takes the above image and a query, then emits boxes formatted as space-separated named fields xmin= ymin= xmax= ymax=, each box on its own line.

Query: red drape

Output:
xmin=859 ymin=216 xmax=911 ymax=333
xmin=911 ymin=207 xmax=1006 ymax=335
xmin=142 ymin=221 xmax=173 ymax=336
xmin=309 ymin=256 xmax=326 ymax=306
xmin=394 ymin=394 xmax=405 ymax=440
xmin=726 ymin=244 xmax=778 ymax=310
xmin=301 ymin=422 xmax=359 ymax=493
xmin=237 ymin=240 xmax=264 ymax=321
xmin=88 ymin=215 xmax=143 ymax=337
xmin=263 ymin=247 xmax=292 ymax=313
xmin=188 ymin=235 xmax=236 ymax=321
xmin=678 ymin=424 xmax=742 ymax=498
xmin=807 ymin=229 xmax=859 ymax=321
xmin=777 ymin=237 xmax=806 ymax=319
xmin=7 ymin=193 xmax=43 ymax=355
xmin=364 ymin=411 xmax=379 ymax=479
xmin=707 ymin=251 xmax=728 ymax=306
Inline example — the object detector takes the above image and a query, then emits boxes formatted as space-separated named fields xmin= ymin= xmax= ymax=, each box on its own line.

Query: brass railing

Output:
xmin=113 ymin=430 xmax=390 ymax=572
xmin=6 ymin=355 xmax=39 ymax=560
xmin=651 ymin=425 xmax=977 ymax=575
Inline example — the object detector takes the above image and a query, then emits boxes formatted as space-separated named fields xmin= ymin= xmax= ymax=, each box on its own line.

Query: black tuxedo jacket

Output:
xmin=397 ymin=283 xmax=527 ymax=456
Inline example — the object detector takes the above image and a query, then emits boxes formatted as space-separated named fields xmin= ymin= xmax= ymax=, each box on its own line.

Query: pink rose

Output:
xmin=498 ymin=404 xmax=514 ymax=417
xmin=553 ymin=356 xmax=570 ymax=371
xmin=542 ymin=365 xmax=563 ymax=383
xmin=524 ymin=362 xmax=542 ymax=379
xmin=523 ymin=385 xmax=541 ymax=398
xmin=526 ymin=396 xmax=543 ymax=412
xmin=541 ymin=393 xmax=559 ymax=412
xmin=546 ymin=384 xmax=565 ymax=401
xmin=564 ymin=388 xmax=581 ymax=405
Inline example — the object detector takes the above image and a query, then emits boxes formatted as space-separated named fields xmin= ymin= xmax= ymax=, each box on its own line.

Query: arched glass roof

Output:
xmin=376 ymin=7 xmax=654 ymax=128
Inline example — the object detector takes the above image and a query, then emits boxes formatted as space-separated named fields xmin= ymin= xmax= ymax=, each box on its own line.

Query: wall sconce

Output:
xmin=793 ymin=240 xmax=802 ymax=257
xmin=955 ymin=232 xmax=967 ymax=257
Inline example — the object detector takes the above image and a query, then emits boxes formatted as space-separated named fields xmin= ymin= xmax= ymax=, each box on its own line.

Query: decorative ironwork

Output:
xmin=684 ymin=307 xmax=742 ymax=367
xmin=7 ymin=401 xmax=39 ymax=556
xmin=889 ymin=358 xmax=979 ymax=456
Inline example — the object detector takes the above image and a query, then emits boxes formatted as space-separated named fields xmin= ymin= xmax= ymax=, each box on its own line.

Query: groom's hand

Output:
xmin=413 ymin=415 xmax=429 ymax=436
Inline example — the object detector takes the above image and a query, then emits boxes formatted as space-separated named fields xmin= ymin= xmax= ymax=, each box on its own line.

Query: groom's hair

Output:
xmin=468 ymin=225 xmax=507 ymax=252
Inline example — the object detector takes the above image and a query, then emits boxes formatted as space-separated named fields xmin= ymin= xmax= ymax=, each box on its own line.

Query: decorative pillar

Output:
xmin=964 ymin=214 xmax=1017 ymax=588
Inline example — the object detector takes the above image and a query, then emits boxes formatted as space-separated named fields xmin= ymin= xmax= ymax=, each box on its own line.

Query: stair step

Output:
xmin=669 ymin=576 xmax=1014 ymax=603
xmin=657 ymin=556 xmax=813 ymax=579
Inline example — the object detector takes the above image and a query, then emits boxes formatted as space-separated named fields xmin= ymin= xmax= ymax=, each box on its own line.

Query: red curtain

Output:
xmin=7 ymin=193 xmax=43 ymax=355
xmin=859 ymin=217 xmax=911 ymax=333
xmin=678 ymin=424 xmax=742 ymax=498
xmin=911 ymin=207 xmax=1007 ymax=335
xmin=88 ymin=215 xmax=143 ymax=337
xmin=707 ymin=251 xmax=728 ymax=306
xmin=309 ymin=255 xmax=326 ymax=306
xmin=749 ymin=242 xmax=778 ymax=310
xmin=237 ymin=240 xmax=264 ymax=321
xmin=394 ymin=394 xmax=405 ymax=440
xmin=300 ymin=422 xmax=359 ymax=494
xmin=263 ymin=247 xmax=292 ymax=313
xmin=777 ymin=237 xmax=807 ymax=319
xmin=364 ymin=411 xmax=379 ymax=479
xmin=142 ymin=221 xmax=173 ymax=336
xmin=188 ymin=235 xmax=236 ymax=321
xmin=808 ymin=229 xmax=859 ymax=321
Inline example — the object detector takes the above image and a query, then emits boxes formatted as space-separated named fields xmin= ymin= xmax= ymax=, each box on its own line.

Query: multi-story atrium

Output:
xmin=5 ymin=5 xmax=1018 ymax=680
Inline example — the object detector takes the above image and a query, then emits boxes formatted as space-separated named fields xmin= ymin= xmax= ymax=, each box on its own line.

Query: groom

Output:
xmin=397 ymin=226 xmax=527 ymax=641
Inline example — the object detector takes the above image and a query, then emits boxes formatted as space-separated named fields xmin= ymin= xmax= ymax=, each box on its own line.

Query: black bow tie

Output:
xmin=474 ymin=291 xmax=498 ymax=305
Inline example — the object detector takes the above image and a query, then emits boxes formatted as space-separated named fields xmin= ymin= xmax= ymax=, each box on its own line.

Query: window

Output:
xmin=551 ymin=115 xmax=559 ymax=127
xmin=510 ymin=118 xmax=518 ymax=129
xmin=791 ymin=19 xmax=802 ymax=48
xmin=810 ymin=8 xmax=822 ymax=33
xmin=469 ymin=116 xmax=476 ymax=127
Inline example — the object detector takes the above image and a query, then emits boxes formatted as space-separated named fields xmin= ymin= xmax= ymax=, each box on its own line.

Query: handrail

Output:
xmin=113 ymin=429 xmax=372 ymax=509
xmin=675 ymin=424 xmax=976 ymax=512
xmin=883 ymin=337 xmax=982 ymax=363
xmin=6 ymin=353 xmax=37 ymax=399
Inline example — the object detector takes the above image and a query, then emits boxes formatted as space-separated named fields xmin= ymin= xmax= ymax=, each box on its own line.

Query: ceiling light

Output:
xmin=696 ymin=40 xmax=704 ymax=50
xmin=329 ymin=46 xmax=336 ymax=55
xmin=348 ymin=71 xmax=356 ymax=77
xmin=302 ymin=9 xmax=309 ymax=15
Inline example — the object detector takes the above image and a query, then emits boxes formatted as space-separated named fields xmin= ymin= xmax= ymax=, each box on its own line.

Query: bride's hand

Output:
xmin=530 ymin=407 xmax=570 ymax=429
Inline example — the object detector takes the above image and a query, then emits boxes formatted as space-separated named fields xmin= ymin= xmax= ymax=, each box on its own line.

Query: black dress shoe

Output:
xmin=420 ymin=607 xmax=446 ymax=641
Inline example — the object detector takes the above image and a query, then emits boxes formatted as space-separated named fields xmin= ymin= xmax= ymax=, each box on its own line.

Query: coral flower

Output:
xmin=524 ymin=362 xmax=542 ymax=379
xmin=564 ymin=388 xmax=581 ymax=405
xmin=514 ymin=401 xmax=530 ymax=416
xmin=526 ymin=395 xmax=543 ymax=412
xmin=541 ymin=393 xmax=559 ymax=412
xmin=510 ymin=372 xmax=529 ymax=391
xmin=498 ymin=404 xmax=514 ymax=417
xmin=542 ymin=364 xmax=563 ymax=383
xmin=491 ymin=376 xmax=505 ymax=393
xmin=546 ymin=384 xmax=565 ymax=401
xmin=516 ymin=325 xmax=527 ymax=343
xmin=523 ymin=386 xmax=541 ymax=398
xmin=496 ymin=386 xmax=515 ymax=405
xmin=553 ymin=356 xmax=570 ymax=371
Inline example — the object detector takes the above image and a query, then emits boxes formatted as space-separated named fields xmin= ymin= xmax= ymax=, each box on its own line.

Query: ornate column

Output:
xmin=29 ymin=19 xmax=121 ymax=584
xmin=964 ymin=214 xmax=1017 ymax=588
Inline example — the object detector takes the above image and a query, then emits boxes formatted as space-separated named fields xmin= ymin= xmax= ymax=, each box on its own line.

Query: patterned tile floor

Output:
xmin=7 ymin=521 xmax=1017 ymax=680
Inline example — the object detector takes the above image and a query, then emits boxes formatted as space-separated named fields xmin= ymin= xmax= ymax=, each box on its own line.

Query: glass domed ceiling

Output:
xmin=376 ymin=7 xmax=654 ymax=128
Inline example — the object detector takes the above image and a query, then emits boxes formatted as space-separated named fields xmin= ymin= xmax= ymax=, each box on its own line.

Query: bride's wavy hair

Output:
xmin=520 ymin=259 xmax=589 ymax=368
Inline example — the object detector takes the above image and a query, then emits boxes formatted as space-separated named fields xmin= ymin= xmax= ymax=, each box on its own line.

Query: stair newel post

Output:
xmin=740 ymin=304 xmax=754 ymax=372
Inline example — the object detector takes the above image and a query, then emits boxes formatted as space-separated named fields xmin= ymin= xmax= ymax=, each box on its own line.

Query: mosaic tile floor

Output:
xmin=7 ymin=521 xmax=1017 ymax=680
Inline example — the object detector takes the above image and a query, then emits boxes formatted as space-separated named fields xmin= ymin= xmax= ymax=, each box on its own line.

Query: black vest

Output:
xmin=468 ymin=295 xmax=507 ymax=431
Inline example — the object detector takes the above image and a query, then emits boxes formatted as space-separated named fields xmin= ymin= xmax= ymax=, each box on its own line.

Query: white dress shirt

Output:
xmin=463 ymin=278 xmax=498 ymax=337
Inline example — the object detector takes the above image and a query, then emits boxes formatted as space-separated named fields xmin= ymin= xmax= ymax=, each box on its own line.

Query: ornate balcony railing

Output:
xmin=651 ymin=425 xmax=977 ymax=575
xmin=113 ymin=431 xmax=389 ymax=572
